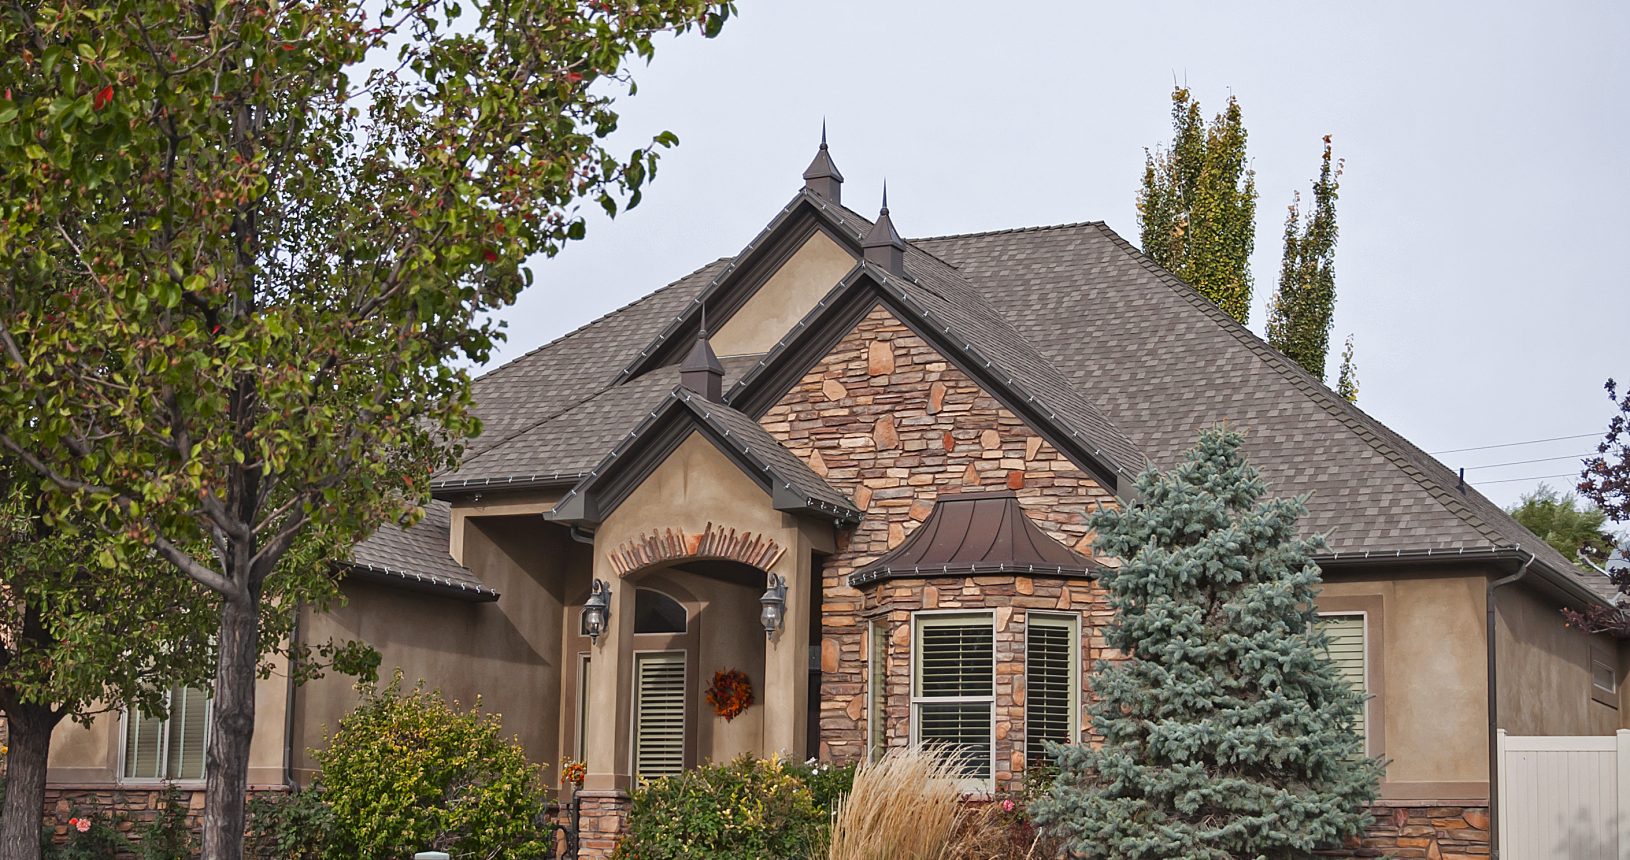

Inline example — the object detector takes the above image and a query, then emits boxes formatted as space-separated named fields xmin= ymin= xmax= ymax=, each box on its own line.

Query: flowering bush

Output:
xmin=704 ymin=669 xmax=754 ymax=721
xmin=316 ymin=675 xmax=553 ymax=859
xmin=43 ymin=812 xmax=127 ymax=860
xmin=560 ymin=758 xmax=588 ymax=788
xmin=785 ymin=759 xmax=856 ymax=813
xmin=613 ymin=755 xmax=823 ymax=860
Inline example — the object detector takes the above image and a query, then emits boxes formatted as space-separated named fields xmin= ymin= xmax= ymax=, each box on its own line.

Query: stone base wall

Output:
xmin=1317 ymin=802 xmax=1491 ymax=859
xmin=576 ymin=790 xmax=631 ymax=860
xmin=42 ymin=786 xmax=285 ymax=853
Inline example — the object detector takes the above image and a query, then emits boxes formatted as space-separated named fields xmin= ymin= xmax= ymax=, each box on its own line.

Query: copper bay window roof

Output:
xmin=848 ymin=490 xmax=1100 ymax=587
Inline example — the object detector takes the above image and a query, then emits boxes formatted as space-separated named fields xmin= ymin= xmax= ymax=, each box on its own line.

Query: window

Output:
xmin=634 ymin=589 xmax=687 ymax=634
xmin=575 ymin=653 xmax=592 ymax=761
xmin=912 ymin=612 xmax=994 ymax=786
xmin=867 ymin=620 xmax=887 ymax=762
xmin=1316 ymin=614 xmax=1368 ymax=754
xmin=632 ymin=651 xmax=686 ymax=780
xmin=1025 ymin=613 xmax=1078 ymax=763
xmin=1590 ymin=641 xmax=1618 ymax=708
xmin=122 ymin=686 xmax=210 ymax=782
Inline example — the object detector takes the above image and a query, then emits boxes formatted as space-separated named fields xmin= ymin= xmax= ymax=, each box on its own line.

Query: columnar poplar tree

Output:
xmin=1268 ymin=136 xmax=1344 ymax=381
xmin=1137 ymin=86 xmax=1258 ymax=323
xmin=1034 ymin=427 xmax=1381 ymax=860
xmin=1335 ymin=334 xmax=1359 ymax=404
xmin=0 ymin=2 xmax=732 ymax=856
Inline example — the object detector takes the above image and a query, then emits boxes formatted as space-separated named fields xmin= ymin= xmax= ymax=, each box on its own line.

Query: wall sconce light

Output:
xmin=582 ymin=579 xmax=611 ymax=644
xmin=760 ymin=573 xmax=788 ymax=639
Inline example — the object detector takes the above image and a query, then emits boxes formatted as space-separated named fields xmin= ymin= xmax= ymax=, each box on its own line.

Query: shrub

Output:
xmin=317 ymin=676 xmax=552 ymax=859
xmin=825 ymin=747 xmax=967 ymax=860
xmin=247 ymin=787 xmax=335 ymax=860
xmin=614 ymin=755 xmax=823 ymax=860
xmin=786 ymin=759 xmax=856 ymax=814
xmin=43 ymin=812 xmax=129 ymax=860
xmin=135 ymin=784 xmax=195 ymax=860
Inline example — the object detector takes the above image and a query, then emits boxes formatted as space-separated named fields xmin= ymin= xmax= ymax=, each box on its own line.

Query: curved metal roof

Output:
xmin=849 ymin=490 xmax=1099 ymax=587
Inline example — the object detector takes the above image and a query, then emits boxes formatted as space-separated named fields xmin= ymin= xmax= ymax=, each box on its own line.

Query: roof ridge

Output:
xmin=1086 ymin=222 xmax=1514 ymax=548
xmin=474 ymin=256 xmax=730 ymax=385
xmin=908 ymin=220 xmax=1109 ymax=243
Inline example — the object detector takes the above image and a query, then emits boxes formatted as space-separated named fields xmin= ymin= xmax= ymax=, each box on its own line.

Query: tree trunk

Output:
xmin=0 ymin=702 xmax=62 ymax=860
xmin=200 ymin=596 xmax=260 ymax=860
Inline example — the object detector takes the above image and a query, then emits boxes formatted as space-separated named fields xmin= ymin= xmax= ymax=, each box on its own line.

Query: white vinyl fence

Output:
xmin=1498 ymin=730 xmax=1630 ymax=860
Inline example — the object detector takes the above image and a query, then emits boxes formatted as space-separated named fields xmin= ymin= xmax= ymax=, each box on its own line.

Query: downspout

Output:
xmin=282 ymin=601 xmax=303 ymax=790
xmin=1486 ymin=550 xmax=1534 ymax=860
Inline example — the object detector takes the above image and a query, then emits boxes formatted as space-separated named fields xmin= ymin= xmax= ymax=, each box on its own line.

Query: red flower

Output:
xmin=93 ymin=85 xmax=113 ymax=111
xmin=483 ymin=249 xmax=497 ymax=263
xmin=564 ymin=72 xmax=583 ymax=83
xmin=74 ymin=818 xmax=92 ymax=833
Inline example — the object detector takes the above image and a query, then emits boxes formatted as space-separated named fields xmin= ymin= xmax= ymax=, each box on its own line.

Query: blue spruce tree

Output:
xmin=1035 ymin=427 xmax=1381 ymax=859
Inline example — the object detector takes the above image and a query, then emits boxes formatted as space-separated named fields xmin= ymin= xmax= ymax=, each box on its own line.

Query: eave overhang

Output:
xmin=344 ymin=563 xmax=501 ymax=603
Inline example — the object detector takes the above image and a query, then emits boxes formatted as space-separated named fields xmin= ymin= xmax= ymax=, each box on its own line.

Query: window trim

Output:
xmin=867 ymin=619 xmax=887 ymax=763
xmin=910 ymin=610 xmax=996 ymax=791
xmin=1024 ymin=611 xmax=1080 ymax=762
xmin=117 ymin=687 xmax=212 ymax=786
xmin=1590 ymin=639 xmax=1619 ymax=709
xmin=575 ymin=652 xmax=592 ymax=762
xmin=1316 ymin=610 xmax=1370 ymax=758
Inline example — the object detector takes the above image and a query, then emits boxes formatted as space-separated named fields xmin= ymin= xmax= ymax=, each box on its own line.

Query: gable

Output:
xmin=710 ymin=230 xmax=855 ymax=358
xmin=759 ymin=304 xmax=1118 ymax=569
xmin=597 ymin=431 xmax=785 ymax=547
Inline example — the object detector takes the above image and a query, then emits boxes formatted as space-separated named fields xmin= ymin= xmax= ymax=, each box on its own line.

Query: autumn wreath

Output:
xmin=705 ymin=669 xmax=755 ymax=721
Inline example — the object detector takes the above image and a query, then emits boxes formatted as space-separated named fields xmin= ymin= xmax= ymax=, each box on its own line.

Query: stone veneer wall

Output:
xmin=575 ymin=790 xmax=631 ymax=860
xmin=1319 ymin=802 xmax=1491 ymax=859
xmin=759 ymin=305 xmax=1119 ymax=785
xmin=39 ymin=786 xmax=285 ymax=854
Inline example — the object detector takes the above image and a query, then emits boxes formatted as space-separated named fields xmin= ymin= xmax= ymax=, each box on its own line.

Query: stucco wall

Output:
xmin=710 ymin=230 xmax=855 ymax=358
xmin=1495 ymin=581 xmax=1622 ymax=736
xmin=293 ymin=516 xmax=587 ymax=783
xmin=1319 ymin=573 xmax=1490 ymax=801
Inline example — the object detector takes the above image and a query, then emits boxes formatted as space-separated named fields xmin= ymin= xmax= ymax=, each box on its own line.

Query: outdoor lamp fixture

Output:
xmin=582 ymin=579 xmax=611 ymax=644
xmin=759 ymin=573 xmax=788 ymax=639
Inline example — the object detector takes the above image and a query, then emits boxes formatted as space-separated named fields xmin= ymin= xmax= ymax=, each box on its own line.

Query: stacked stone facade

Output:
xmin=1317 ymin=803 xmax=1491 ymax=859
xmin=575 ymin=790 xmax=632 ymax=859
xmin=760 ymin=305 xmax=1118 ymax=788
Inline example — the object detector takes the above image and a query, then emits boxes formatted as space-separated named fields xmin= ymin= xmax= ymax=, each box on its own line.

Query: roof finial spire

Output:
xmin=862 ymin=181 xmax=906 ymax=276
xmin=699 ymin=303 xmax=707 ymax=338
xmin=681 ymin=307 xmax=725 ymax=402
xmin=802 ymin=122 xmax=844 ymax=202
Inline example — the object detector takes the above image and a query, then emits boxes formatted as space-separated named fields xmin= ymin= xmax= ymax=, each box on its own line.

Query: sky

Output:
xmin=482 ymin=0 xmax=1629 ymax=510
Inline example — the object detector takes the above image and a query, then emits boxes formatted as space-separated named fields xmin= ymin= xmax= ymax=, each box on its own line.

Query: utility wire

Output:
xmin=1430 ymin=432 xmax=1601 ymax=456
xmin=1462 ymin=453 xmax=1592 ymax=471
xmin=1473 ymin=472 xmax=1579 ymax=486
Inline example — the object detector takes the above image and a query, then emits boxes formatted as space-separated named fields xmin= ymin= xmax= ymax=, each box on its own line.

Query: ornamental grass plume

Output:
xmin=824 ymin=746 xmax=968 ymax=860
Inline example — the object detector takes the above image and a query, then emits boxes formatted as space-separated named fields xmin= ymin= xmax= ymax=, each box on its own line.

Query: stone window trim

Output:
xmin=910 ymin=609 xmax=997 ymax=793
xmin=117 ymin=687 xmax=211 ymax=787
xmin=1315 ymin=594 xmax=1386 ymax=763
xmin=1024 ymin=611 xmax=1081 ymax=762
xmin=1589 ymin=639 xmax=1619 ymax=709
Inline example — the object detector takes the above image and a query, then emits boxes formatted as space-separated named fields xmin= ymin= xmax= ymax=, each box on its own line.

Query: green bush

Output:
xmin=316 ymin=676 xmax=552 ymax=859
xmin=613 ymin=755 xmax=823 ymax=860
xmin=247 ymin=787 xmax=335 ymax=860
xmin=135 ymin=784 xmax=194 ymax=860
xmin=785 ymin=759 xmax=855 ymax=813
xmin=43 ymin=812 xmax=129 ymax=860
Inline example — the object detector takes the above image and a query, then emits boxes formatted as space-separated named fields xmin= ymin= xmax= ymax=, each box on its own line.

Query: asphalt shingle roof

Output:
xmin=349 ymin=501 xmax=495 ymax=600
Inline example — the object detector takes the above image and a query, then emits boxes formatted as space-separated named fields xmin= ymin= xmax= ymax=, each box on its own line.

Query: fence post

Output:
xmin=1496 ymin=728 xmax=1508 ymax=856
xmin=1617 ymin=730 xmax=1630 ymax=860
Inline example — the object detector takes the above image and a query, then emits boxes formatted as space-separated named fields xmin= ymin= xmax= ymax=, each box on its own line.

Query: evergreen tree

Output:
xmin=1138 ymin=87 xmax=1258 ymax=323
xmin=1335 ymin=334 xmax=1359 ymax=404
xmin=1268 ymin=137 xmax=1344 ymax=380
xmin=1508 ymin=485 xmax=1621 ymax=572
xmin=1034 ymin=427 xmax=1381 ymax=860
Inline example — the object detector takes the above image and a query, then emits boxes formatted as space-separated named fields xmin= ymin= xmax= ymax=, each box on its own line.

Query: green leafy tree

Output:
xmin=0 ymin=2 xmax=731 ymax=856
xmin=1508 ymin=485 xmax=1620 ymax=571
xmin=1268 ymin=136 xmax=1344 ymax=381
xmin=1335 ymin=334 xmax=1359 ymax=403
xmin=1138 ymin=86 xmax=1258 ymax=323
xmin=1034 ymin=427 xmax=1381 ymax=859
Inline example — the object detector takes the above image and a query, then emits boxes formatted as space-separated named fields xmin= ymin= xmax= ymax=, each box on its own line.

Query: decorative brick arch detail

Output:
xmin=607 ymin=523 xmax=786 ymax=577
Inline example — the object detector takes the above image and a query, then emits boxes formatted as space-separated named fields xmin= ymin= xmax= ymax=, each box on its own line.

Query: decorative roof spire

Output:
xmin=862 ymin=182 xmax=906 ymax=275
xmin=802 ymin=121 xmax=844 ymax=203
xmin=680 ymin=306 xmax=725 ymax=402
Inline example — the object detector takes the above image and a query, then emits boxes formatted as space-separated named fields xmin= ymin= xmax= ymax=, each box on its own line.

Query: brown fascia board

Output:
xmin=724 ymin=265 xmax=1127 ymax=495
xmin=430 ymin=472 xmax=586 ymax=500
xmin=547 ymin=389 xmax=859 ymax=528
xmin=344 ymin=564 xmax=501 ymax=603
xmin=1317 ymin=545 xmax=1610 ymax=609
xmin=617 ymin=191 xmax=866 ymax=382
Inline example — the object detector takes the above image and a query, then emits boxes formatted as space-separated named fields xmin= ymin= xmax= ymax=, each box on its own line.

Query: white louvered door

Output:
xmin=633 ymin=651 xmax=687 ymax=781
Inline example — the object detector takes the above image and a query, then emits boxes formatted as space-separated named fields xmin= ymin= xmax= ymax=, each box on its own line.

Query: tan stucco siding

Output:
xmin=294 ymin=517 xmax=587 ymax=783
xmin=1320 ymin=574 xmax=1490 ymax=801
xmin=1495 ymin=582 xmax=1621 ymax=736
xmin=709 ymin=230 xmax=855 ymax=358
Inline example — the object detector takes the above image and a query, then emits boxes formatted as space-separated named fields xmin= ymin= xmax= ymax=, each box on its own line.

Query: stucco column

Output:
xmin=583 ymin=553 xmax=636 ymax=793
xmin=761 ymin=538 xmax=813 ymax=759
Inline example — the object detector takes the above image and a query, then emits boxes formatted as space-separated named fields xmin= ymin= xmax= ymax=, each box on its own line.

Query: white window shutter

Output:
xmin=1025 ymin=615 xmax=1076 ymax=762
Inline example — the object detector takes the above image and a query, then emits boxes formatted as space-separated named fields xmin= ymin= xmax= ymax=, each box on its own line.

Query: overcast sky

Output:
xmin=482 ymin=1 xmax=1628 ymax=510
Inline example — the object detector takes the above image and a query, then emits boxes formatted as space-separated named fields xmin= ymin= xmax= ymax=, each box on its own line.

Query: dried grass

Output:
xmin=822 ymin=746 xmax=970 ymax=860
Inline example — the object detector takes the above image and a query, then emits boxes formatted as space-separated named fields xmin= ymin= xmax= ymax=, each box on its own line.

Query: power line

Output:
xmin=1462 ymin=453 xmax=1592 ymax=471
xmin=1430 ymin=433 xmax=1601 ymax=456
xmin=1473 ymin=472 xmax=1579 ymax=486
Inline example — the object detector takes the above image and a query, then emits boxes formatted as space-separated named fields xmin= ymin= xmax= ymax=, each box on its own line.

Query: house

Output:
xmin=33 ymin=137 xmax=1625 ymax=858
